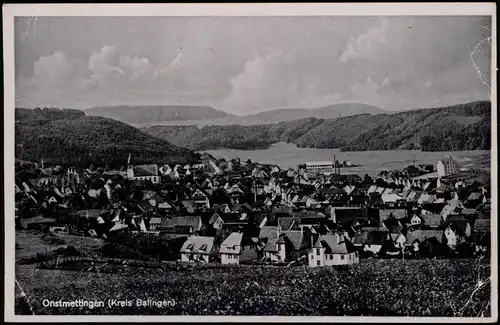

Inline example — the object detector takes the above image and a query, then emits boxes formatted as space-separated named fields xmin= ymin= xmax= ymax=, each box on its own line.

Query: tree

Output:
xmin=364 ymin=174 xmax=374 ymax=185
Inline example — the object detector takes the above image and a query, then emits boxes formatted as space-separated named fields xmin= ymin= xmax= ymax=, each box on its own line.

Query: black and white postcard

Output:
xmin=3 ymin=3 xmax=497 ymax=322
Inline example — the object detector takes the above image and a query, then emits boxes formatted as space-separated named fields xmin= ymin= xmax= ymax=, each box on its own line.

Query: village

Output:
xmin=15 ymin=153 xmax=491 ymax=269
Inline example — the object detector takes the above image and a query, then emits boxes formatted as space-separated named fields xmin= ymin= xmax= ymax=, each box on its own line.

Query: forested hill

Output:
xmin=15 ymin=108 xmax=200 ymax=168
xmin=141 ymin=101 xmax=491 ymax=152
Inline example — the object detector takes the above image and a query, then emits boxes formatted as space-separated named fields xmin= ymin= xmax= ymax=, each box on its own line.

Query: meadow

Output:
xmin=15 ymin=258 xmax=491 ymax=316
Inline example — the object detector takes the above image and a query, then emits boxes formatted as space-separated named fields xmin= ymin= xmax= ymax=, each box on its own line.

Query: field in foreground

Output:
xmin=15 ymin=258 xmax=491 ymax=316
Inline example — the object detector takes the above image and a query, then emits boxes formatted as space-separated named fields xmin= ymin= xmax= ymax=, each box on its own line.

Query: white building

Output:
xmin=436 ymin=158 xmax=459 ymax=177
xmin=180 ymin=236 xmax=214 ymax=263
xmin=305 ymin=161 xmax=335 ymax=178
xmin=127 ymin=164 xmax=160 ymax=184
xmin=219 ymin=232 xmax=243 ymax=265
xmin=309 ymin=233 xmax=359 ymax=267
xmin=263 ymin=235 xmax=287 ymax=263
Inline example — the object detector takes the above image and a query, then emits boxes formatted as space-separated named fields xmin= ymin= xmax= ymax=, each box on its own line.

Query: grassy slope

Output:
xmin=15 ymin=259 xmax=490 ymax=316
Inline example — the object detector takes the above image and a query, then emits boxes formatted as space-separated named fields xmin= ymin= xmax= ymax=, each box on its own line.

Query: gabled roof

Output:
xmin=110 ymin=223 xmax=128 ymax=232
xmin=379 ymin=209 xmax=406 ymax=220
xmin=405 ymin=230 xmax=444 ymax=244
xmin=461 ymin=208 xmax=477 ymax=216
xmin=158 ymin=201 xmax=173 ymax=209
xmin=284 ymin=230 xmax=306 ymax=251
xmin=160 ymin=216 xmax=202 ymax=231
xmin=133 ymin=164 xmax=158 ymax=177
xmin=180 ymin=236 xmax=214 ymax=254
xmin=192 ymin=188 xmax=208 ymax=198
xmin=180 ymin=200 xmax=196 ymax=212
xmin=382 ymin=218 xmax=403 ymax=232
xmin=149 ymin=217 xmax=162 ymax=225
xmin=315 ymin=234 xmax=356 ymax=254
xmin=447 ymin=218 xmax=469 ymax=236
xmin=259 ymin=225 xmax=281 ymax=239
xmin=420 ymin=212 xmax=442 ymax=227
xmin=319 ymin=187 xmax=343 ymax=196
xmin=467 ymin=192 xmax=482 ymax=201
xmin=366 ymin=230 xmax=389 ymax=245
xmin=264 ymin=235 xmax=286 ymax=252
xmin=209 ymin=213 xmax=223 ymax=225
xmin=278 ymin=217 xmax=300 ymax=230
xmin=473 ymin=219 xmax=490 ymax=232
xmin=219 ymin=232 xmax=243 ymax=254
xmin=212 ymin=204 xmax=230 ymax=212
xmin=351 ymin=230 xmax=370 ymax=245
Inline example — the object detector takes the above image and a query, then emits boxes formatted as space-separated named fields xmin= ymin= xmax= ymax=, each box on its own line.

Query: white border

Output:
xmin=3 ymin=3 xmax=497 ymax=323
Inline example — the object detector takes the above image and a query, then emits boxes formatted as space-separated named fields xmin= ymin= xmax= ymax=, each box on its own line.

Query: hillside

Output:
xmin=141 ymin=101 xmax=491 ymax=152
xmin=85 ymin=105 xmax=231 ymax=125
xmin=15 ymin=108 xmax=200 ymax=167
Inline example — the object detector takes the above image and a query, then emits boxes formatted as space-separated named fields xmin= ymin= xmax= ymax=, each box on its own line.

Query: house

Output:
xmin=308 ymin=233 xmax=359 ymax=267
xmin=330 ymin=207 xmax=368 ymax=224
xmin=219 ymin=232 xmax=244 ymax=264
xmin=191 ymin=189 xmax=210 ymax=208
xmin=405 ymin=230 xmax=445 ymax=255
xmin=263 ymin=235 xmax=287 ymax=263
xmin=355 ymin=230 xmax=390 ymax=255
xmin=305 ymin=161 xmax=335 ymax=178
xmin=209 ymin=213 xmax=224 ymax=230
xmin=409 ymin=215 xmax=423 ymax=227
xmin=444 ymin=218 xmax=471 ymax=248
xmin=283 ymin=229 xmax=317 ymax=261
xmin=466 ymin=192 xmax=483 ymax=208
xmin=180 ymin=200 xmax=196 ymax=214
xmin=158 ymin=201 xmax=174 ymax=212
xmin=419 ymin=211 xmax=443 ymax=229
xmin=436 ymin=157 xmax=458 ymax=177
xmin=472 ymin=219 xmax=490 ymax=253
xmin=127 ymin=164 xmax=160 ymax=184
xmin=381 ymin=193 xmax=404 ymax=204
xmin=417 ymin=193 xmax=436 ymax=205
xmin=180 ymin=236 xmax=215 ymax=263
xmin=149 ymin=217 xmax=162 ymax=231
xmin=212 ymin=204 xmax=231 ymax=214
xmin=405 ymin=190 xmax=422 ymax=203
xmin=160 ymin=216 xmax=203 ymax=234
xmin=259 ymin=225 xmax=282 ymax=241
xmin=440 ymin=200 xmax=463 ymax=221
xmin=391 ymin=232 xmax=406 ymax=249
xmin=379 ymin=208 xmax=407 ymax=221
xmin=21 ymin=216 xmax=56 ymax=230
xmin=473 ymin=218 xmax=490 ymax=233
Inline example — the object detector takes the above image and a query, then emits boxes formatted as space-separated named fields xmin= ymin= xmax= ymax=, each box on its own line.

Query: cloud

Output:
xmin=381 ymin=78 xmax=391 ymax=89
xmin=219 ymin=51 xmax=343 ymax=114
xmin=119 ymin=55 xmax=154 ymax=80
xmin=32 ymin=51 xmax=76 ymax=86
xmin=340 ymin=19 xmax=389 ymax=62
xmin=351 ymin=76 xmax=383 ymax=96
xmin=15 ymin=17 xmax=492 ymax=111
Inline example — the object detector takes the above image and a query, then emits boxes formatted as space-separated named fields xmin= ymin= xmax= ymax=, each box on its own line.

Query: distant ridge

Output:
xmin=84 ymin=102 xmax=385 ymax=126
xmin=243 ymin=103 xmax=385 ymax=124
xmin=85 ymin=105 xmax=232 ymax=125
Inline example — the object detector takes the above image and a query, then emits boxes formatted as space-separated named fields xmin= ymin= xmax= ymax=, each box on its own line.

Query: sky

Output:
xmin=15 ymin=16 xmax=492 ymax=114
